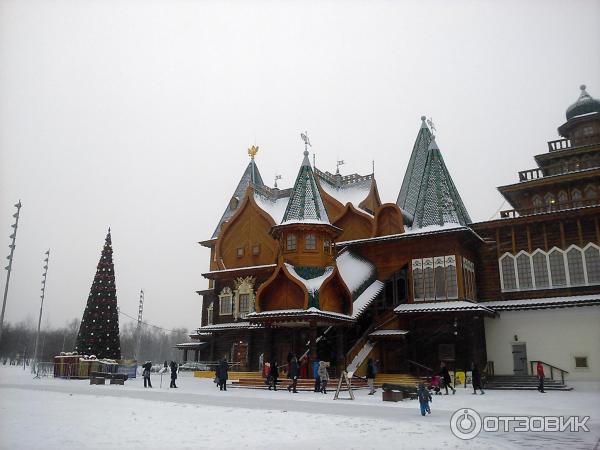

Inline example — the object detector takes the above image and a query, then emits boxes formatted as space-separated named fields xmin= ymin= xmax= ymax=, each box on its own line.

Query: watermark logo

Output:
xmin=450 ymin=408 xmax=590 ymax=440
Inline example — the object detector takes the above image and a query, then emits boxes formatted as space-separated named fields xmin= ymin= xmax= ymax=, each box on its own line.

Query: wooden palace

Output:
xmin=190 ymin=85 xmax=600 ymax=382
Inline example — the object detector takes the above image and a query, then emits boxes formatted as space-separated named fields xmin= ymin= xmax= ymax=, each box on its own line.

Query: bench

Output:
xmin=89 ymin=372 xmax=128 ymax=386
xmin=382 ymin=383 xmax=418 ymax=401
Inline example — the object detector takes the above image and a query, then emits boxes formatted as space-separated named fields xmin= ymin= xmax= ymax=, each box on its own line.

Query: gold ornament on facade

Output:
xmin=248 ymin=145 xmax=259 ymax=160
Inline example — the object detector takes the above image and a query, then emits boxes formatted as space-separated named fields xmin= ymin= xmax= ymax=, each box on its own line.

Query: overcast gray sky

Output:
xmin=1 ymin=0 xmax=599 ymax=333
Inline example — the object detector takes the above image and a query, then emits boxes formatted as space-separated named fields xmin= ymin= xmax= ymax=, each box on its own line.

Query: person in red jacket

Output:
xmin=536 ymin=362 xmax=545 ymax=393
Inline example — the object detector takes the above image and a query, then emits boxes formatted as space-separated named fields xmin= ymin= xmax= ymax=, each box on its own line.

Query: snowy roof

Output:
xmin=196 ymin=321 xmax=263 ymax=332
xmin=319 ymin=177 xmax=371 ymax=212
xmin=336 ymin=251 xmax=376 ymax=294
xmin=351 ymin=280 xmax=384 ymax=319
xmin=174 ymin=342 xmax=208 ymax=348
xmin=336 ymin=225 xmax=483 ymax=247
xmin=369 ymin=329 xmax=409 ymax=336
xmin=394 ymin=301 xmax=495 ymax=314
xmin=481 ymin=295 xmax=600 ymax=311
xmin=281 ymin=151 xmax=330 ymax=225
xmin=566 ymin=84 xmax=600 ymax=120
xmin=247 ymin=307 xmax=354 ymax=322
xmin=211 ymin=159 xmax=265 ymax=239
xmin=253 ymin=193 xmax=290 ymax=224
xmin=285 ymin=264 xmax=333 ymax=293
xmin=202 ymin=264 xmax=276 ymax=277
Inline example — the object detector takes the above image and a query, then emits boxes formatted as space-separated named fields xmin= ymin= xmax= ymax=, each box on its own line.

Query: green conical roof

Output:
xmin=413 ymin=136 xmax=471 ymax=227
xmin=281 ymin=151 xmax=330 ymax=225
xmin=396 ymin=117 xmax=433 ymax=217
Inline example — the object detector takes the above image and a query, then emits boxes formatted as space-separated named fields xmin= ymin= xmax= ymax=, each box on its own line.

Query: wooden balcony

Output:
xmin=500 ymin=198 xmax=599 ymax=219
xmin=518 ymin=168 xmax=544 ymax=182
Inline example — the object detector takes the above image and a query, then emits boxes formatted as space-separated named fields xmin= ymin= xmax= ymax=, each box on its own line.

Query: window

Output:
xmin=236 ymin=247 xmax=244 ymax=258
xmin=434 ymin=257 xmax=446 ymax=300
xmin=446 ymin=256 xmax=458 ymax=299
xmin=412 ymin=259 xmax=424 ymax=301
xmin=584 ymin=245 xmax=600 ymax=283
xmin=532 ymin=195 xmax=543 ymax=213
xmin=549 ymin=249 xmax=567 ymax=287
xmin=558 ymin=191 xmax=568 ymax=210
xmin=567 ymin=247 xmax=585 ymax=285
xmin=584 ymin=185 xmax=597 ymax=201
xmin=229 ymin=196 xmax=239 ymax=211
xmin=516 ymin=253 xmax=533 ymax=290
xmin=500 ymin=254 xmax=517 ymax=290
xmin=423 ymin=258 xmax=435 ymax=300
xmin=233 ymin=276 xmax=255 ymax=319
xmin=239 ymin=294 xmax=250 ymax=314
xmin=462 ymin=257 xmax=476 ymax=300
xmin=207 ymin=303 xmax=214 ymax=325
xmin=532 ymin=251 xmax=549 ymax=289
xmin=323 ymin=239 xmax=331 ymax=254
xmin=574 ymin=356 xmax=589 ymax=369
xmin=544 ymin=193 xmax=556 ymax=212
xmin=219 ymin=288 xmax=233 ymax=315
xmin=286 ymin=234 xmax=297 ymax=251
xmin=305 ymin=234 xmax=316 ymax=250
xmin=571 ymin=189 xmax=583 ymax=207
xmin=252 ymin=244 xmax=260 ymax=256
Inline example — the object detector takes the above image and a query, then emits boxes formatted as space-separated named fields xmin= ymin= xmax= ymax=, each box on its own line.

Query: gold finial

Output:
xmin=248 ymin=145 xmax=259 ymax=159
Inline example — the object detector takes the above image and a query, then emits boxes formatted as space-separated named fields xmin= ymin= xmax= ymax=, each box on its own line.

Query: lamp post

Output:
xmin=0 ymin=200 xmax=22 ymax=343
xmin=33 ymin=249 xmax=50 ymax=377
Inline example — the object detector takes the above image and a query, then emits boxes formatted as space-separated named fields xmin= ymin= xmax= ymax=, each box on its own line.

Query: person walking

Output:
xmin=263 ymin=361 xmax=271 ymax=387
xmin=471 ymin=364 xmax=484 ymax=395
xmin=536 ymin=361 xmax=545 ymax=393
xmin=269 ymin=361 xmax=279 ymax=391
xmin=318 ymin=361 xmax=330 ymax=394
xmin=366 ymin=358 xmax=377 ymax=395
xmin=417 ymin=383 xmax=432 ymax=416
xmin=169 ymin=361 xmax=178 ymax=388
xmin=313 ymin=359 xmax=321 ymax=393
xmin=440 ymin=362 xmax=456 ymax=395
xmin=287 ymin=355 xmax=299 ymax=393
xmin=142 ymin=361 xmax=153 ymax=388
xmin=218 ymin=357 xmax=229 ymax=391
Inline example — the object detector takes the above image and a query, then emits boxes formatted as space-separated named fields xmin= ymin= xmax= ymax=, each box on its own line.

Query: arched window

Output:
xmin=219 ymin=287 xmax=233 ymax=315
xmin=434 ymin=257 xmax=446 ymax=300
xmin=286 ymin=234 xmax=297 ymax=251
xmin=544 ymin=193 xmax=556 ymax=212
xmin=500 ymin=254 xmax=517 ymax=291
xmin=323 ymin=239 xmax=331 ymax=254
xmin=584 ymin=185 xmax=597 ymax=202
xmin=584 ymin=244 xmax=600 ymax=284
xmin=532 ymin=251 xmax=549 ymax=289
xmin=445 ymin=256 xmax=458 ymax=299
xmin=304 ymin=233 xmax=316 ymax=250
xmin=567 ymin=247 xmax=585 ymax=285
xmin=532 ymin=195 xmax=543 ymax=214
xmin=423 ymin=258 xmax=435 ymax=300
xmin=412 ymin=259 xmax=424 ymax=301
xmin=558 ymin=191 xmax=568 ymax=210
xmin=207 ymin=303 xmax=214 ymax=325
xmin=571 ymin=189 xmax=583 ymax=207
xmin=516 ymin=253 xmax=533 ymax=290
xmin=549 ymin=249 xmax=567 ymax=287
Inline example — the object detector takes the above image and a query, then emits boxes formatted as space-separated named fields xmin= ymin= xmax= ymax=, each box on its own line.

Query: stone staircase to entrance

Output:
xmin=229 ymin=376 xmax=369 ymax=391
xmin=374 ymin=373 xmax=429 ymax=388
xmin=485 ymin=375 xmax=572 ymax=391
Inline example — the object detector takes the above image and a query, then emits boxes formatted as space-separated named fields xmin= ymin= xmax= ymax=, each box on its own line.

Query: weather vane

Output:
xmin=274 ymin=174 xmax=282 ymax=188
xmin=248 ymin=145 xmax=259 ymax=160
xmin=300 ymin=131 xmax=311 ymax=151
xmin=336 ymin=159 xmax=345 ymax=174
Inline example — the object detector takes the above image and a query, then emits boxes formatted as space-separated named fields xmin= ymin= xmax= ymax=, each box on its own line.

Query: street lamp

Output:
xmin=0 ymin=201 xmax=22 ymax=343
xmin=33 ymin=249 xmax=50 ymax=378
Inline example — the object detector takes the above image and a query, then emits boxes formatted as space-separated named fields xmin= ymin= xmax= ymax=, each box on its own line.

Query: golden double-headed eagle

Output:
xmin=248 ymin=145 xmax=259 ymax=159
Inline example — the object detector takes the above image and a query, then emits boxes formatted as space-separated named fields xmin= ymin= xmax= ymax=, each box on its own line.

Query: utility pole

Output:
xmin=33 ymin=249 xmax=50 ymax=377
xmin=0 ymin=200 xmax=22 ymax=343
xmin=134 ymin=289 xmax=144 ymax=361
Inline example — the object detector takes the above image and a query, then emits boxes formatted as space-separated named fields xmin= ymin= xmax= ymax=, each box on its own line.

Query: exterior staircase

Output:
xmin=374 ymin=373 xmax=429 ymax=388
xmin=485 ymin=375 xmax=572 ymax=391
xmin=230 ymin=376 xmax=368 ymax=391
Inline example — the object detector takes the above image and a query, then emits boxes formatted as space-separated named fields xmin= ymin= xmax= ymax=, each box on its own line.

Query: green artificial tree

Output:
xmin=76 ymin=229 xmax=121 ymax=359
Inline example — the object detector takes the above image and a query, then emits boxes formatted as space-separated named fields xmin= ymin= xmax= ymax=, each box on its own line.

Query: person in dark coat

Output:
xmin=169 ymin=361 xmax=178 ymax=388
xmin=142 ymin=361 xmax=152 ymax=388
xmin=440 ymin=362 xmax=456 ymax=395
xmin=218 ymin=357 xmax=229 ymax=391
xmin=313 ymin=360 xmax=321 ymax=392
xmin=269 ymin=361 xmax=278 ymax=391
xmin=417 ymin=383 xmax=432 ymax=416
xmin=536 ymin=361 xmax=545 ymax=393
xmin=471 ymin=364 xmax=484 ymax=395
xmin=287 ymin=355 xmax=299 ymax=393
xmin=366 ymin=358 xmax=376 ymax=395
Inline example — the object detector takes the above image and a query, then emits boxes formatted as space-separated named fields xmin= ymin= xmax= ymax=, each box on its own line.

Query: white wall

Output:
xmin=484 ymin=306 xmax=600 ymax=382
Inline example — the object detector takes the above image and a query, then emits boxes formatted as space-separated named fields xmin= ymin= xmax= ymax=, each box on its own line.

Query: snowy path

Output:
xmin=1 ymin=367 xmax=599 ymax=449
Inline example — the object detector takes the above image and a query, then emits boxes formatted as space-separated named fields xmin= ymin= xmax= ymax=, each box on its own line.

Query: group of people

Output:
xmin=141 ymin=360 xmax=179 ymax=388
xmin=262 ymin=354 xmax=331 ymax=394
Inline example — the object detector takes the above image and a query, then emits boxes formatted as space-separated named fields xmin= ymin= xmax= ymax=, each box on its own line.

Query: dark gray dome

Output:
xmin=566 ymin=85 xmax=600 ymax=120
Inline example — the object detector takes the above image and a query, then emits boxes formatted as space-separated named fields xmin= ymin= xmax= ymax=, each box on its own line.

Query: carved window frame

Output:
xmin=233 ymin=276 xmax=256 ymax=320
xmin=219 ymin=287 xmax=233 ymax=316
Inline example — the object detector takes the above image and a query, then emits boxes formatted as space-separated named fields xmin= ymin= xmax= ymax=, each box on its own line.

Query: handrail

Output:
xmin=406 ymin=359 xmax=434 ymax=375
xmin=483 ymin=361 xmax=494 ymax=376
xmin=530 ymin=360 xmax=569 ymax=385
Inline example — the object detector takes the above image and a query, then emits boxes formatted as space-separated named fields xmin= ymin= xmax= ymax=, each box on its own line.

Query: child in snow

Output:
xmin=417 ymin=383 xmax=432 ymax=416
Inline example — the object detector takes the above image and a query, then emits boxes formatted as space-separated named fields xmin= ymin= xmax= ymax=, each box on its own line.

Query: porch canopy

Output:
xmin=368 ymin=329 xmax=409 ymax=340
xmin=247 ymin=308 xmax=355 ymax=328
xmin=393 ymin=300 xmax=496 ymax=315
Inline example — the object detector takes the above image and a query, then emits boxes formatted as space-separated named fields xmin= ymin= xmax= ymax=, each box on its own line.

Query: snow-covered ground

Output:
xmin=0 ymin=366 xmax=598 ymax=449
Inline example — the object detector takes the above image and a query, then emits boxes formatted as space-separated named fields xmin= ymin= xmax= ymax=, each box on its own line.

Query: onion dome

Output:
xmin=566 ymin=85 xmax=600 ymax=120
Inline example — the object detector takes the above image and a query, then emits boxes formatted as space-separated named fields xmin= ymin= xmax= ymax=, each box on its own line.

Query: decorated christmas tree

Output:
xmin=75 ymin=229 xmax=121 ymax=359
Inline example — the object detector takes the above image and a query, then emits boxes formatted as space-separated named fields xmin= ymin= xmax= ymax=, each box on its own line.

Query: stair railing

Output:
xmin=406 ymin=359 xmax=434 ymax=377
xmin=530 ymin=360 xmax=569 ymax=385
xmin=483 ymin=361 xmax=494 ymax=377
